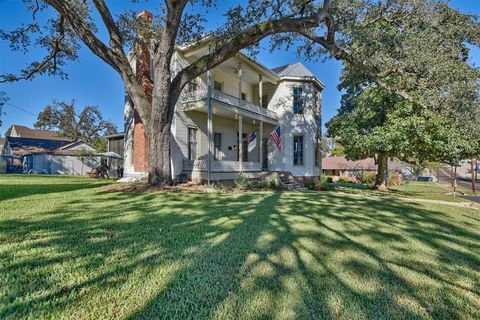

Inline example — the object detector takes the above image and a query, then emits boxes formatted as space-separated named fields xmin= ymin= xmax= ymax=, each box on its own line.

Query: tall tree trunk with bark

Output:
xmin=475 ymin=159 xmax=478 ymax=185
xmin=472 ymin=159 xmax=477 ymax=193
xmin=374 ymin=152 xmax=389 ymax=191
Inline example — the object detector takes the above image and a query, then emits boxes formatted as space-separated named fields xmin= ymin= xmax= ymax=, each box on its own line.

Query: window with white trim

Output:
xmin=188 ymin=127 xmax=197 ymax=160
xmin=293 ymin=135 xmax=304 ymax=165
xmin=293 ymin=87 xmax=303 ymax=114
xmin=214 ymin=132 xmax=222 ymax=160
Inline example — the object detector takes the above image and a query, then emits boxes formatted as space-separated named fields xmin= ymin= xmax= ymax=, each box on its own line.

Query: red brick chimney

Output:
xmin=133 ymin=9 xmax=153 ymax=173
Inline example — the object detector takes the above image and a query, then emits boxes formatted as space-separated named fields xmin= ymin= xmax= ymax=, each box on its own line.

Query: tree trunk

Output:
xmin=374 ymin=152 xmax=389 ymax=191
xmin=472 ymin=159 xmax=477 ymax=194
xmin=451 ymin=166 xmax=455 ymax=187
xmin=453 ymin=165 xmax=457 ymax=196
xmin=475 ymin=159 xmax=478 ymax=185
xmin=147 ymin=123 xmax=171 ymax=186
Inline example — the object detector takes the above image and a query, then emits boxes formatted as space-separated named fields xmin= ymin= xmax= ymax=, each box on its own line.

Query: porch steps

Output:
xmin=278 ymin=172 xmax=306 ymax=191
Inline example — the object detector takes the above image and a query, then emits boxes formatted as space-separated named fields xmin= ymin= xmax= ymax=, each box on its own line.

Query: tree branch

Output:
xmin=299 ymin=31 xmax=425 ymax=108
xmin=45 ymin=0 xmax=119 ymax=72
xmin=175 ymin=13 xmax=323 ymax=88
xmin=0 ymin=16 xmax=66 ymax=83
xmin=92 ymin=0 xmax=124 ymax=53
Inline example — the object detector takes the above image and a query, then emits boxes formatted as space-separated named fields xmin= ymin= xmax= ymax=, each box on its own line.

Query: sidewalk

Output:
xmin=460 ymin=195 xmax=480 ymax=204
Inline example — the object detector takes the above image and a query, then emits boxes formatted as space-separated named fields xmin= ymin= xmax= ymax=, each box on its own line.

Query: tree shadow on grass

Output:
xmin=1 ymin=186 xmax=479 ymax=319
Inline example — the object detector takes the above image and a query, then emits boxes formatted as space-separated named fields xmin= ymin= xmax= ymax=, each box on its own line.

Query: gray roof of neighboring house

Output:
xmin=4 ymin=137 xmax=71 ymax=156
xmin=271 ymin=62 xmax=315 ymax=78
xmin=322 ymin=156 xmax=377 ymax=171
xmin=10 ymin=125 xmax=72 ymax=142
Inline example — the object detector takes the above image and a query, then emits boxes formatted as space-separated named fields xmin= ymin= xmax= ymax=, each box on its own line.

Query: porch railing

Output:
xmin=183 ymin=159 xmax=261 ymax=172
xmin=182 ymin=89 xmax=278 ymax=120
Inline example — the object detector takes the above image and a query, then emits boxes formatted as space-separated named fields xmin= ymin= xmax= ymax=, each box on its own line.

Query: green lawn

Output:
xmin=330 ymin=181 xmax=468 ymax=203
xmin=1 ymin=175 xmax=479 ymax=319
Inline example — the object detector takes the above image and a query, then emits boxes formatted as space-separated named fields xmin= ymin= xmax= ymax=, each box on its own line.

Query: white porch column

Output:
xmin=238 ymin=62 xmax=243 ymax=106
xmin=259 ymin=74 xmax=263 ymax=108
xmin=238 ymin=61 xmax=243 ymax=172
xmin=207 ymin=44 xmax=213 ymax=186
xmin=259 ymin=120 xmax=263 ymax=165
xmin=239 ymin=114 xmax=243 ymax=172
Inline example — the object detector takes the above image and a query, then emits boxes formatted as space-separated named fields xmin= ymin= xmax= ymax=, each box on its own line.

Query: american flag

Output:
xmin=271 ymin=126 xmax=282 ymax=151
xmin=247 ymin=131 xmax=257 ymax=153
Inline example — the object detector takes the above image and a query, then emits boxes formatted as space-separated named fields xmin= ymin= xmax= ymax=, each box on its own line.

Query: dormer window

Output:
xmin=214 ymin=81 xmax=223 ymax=92
xmin=293 ymin=87 xmax=303 ymax=114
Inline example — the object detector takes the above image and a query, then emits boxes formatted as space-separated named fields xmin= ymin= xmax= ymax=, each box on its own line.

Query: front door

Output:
xmin=237 ymin=133 xmax=248 ymax=162
xmin=262 ymin=138 xmax=268 ymax=170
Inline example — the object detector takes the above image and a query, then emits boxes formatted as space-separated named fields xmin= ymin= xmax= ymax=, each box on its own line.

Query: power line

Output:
xmin=4 ymin=102 xmax=38 ymax=117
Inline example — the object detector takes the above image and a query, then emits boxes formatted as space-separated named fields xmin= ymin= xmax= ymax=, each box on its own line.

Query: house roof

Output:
xmin=10 ymin=125 xmax=72 ymax=142
xmin=5 ymin=136 xmax=71 ymax=156
xmin=105 ymin=132 xmax=125 ymax=140
xmin=272 ymin=62 xmax=315 ymax=78
xmin=322 ymin=156 xmax=377 ymax=170
xmin=271 ymin=62 xmax=325 ymax=89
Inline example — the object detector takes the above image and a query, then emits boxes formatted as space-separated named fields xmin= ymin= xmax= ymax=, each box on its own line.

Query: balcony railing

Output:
xmin=182 ymin=89 xmax=278 ymax=120
xmin=183 ymin=159 xmax=261 ymax=172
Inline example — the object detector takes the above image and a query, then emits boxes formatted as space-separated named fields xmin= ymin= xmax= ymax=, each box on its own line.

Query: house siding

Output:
xmin=267 ymin=80 xmax=321 ymax=177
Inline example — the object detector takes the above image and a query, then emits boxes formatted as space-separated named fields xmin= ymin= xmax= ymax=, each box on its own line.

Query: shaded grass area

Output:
xmin=329 ymin=182 xmax=468 ymax=203
xmin=1 ymin=175 xmax=479 ymax=319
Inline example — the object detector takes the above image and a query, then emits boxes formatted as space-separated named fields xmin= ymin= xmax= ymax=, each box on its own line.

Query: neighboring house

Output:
xmin=1 ymin=126 xmax=98 ymax=175
xmin=322 ymin=156 xmax=376 ymax=177
xmin=0 ymin=138 xmax=6 ymax=174
xmin=2 ymin=136 xmax=72 ymax=169
xmin=25 ymin=141 xmax=98 ymax=175
xmin=124 ymin=23 xmax=323 ymax=182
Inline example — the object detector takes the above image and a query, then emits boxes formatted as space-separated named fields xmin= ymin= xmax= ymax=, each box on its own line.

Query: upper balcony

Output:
xmin=181 ymin=89 xmax=279 ymax=124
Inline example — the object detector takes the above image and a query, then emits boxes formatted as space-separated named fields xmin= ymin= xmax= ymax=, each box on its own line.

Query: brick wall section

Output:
xmin=132 ymin=10 xmax=153 ymax=173
xmin=133 ymin=110 xmax=148 ymax=172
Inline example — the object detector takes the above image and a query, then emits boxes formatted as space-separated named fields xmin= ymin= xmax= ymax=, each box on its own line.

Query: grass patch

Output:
xmin=329 ymin=181 xmax=468 ymax=203
xmin=1 ymin=175 xmax=479 ymax=319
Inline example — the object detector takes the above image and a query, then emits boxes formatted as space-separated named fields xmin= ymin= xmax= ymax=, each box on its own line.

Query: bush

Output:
xmin=360 ymin=172 xmax=376 ymax=185
xmin=305 ymin=182 xmax=316 ymax=190
xmin=315 ymin=182 xmax=331 ymax=191
xmin=234 ymin=173 xmax=254 ymax=190
xmin=338 ymin=176 xmax=355 ymax=184
xmin=305 ymin=177 xmax=332 ymax=191
xmin=234 ymin=174 xmax=280 ymax=190
xmin=320 ymin=175 xmax=333 ymax=184
xmin=388 ymin=171 xmax=403 ymax=186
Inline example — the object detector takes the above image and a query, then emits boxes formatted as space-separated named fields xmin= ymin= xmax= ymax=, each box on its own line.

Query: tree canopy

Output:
xmin=34 ymin=100 xmax=117 ymax=151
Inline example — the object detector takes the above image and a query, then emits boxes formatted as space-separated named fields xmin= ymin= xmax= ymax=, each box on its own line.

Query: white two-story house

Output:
xmin=123 ymin=32 xmax=323 ymax=183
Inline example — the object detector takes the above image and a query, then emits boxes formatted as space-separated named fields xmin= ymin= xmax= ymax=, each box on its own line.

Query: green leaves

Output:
xmin=34 ymin=100 xmax=117 ymax=151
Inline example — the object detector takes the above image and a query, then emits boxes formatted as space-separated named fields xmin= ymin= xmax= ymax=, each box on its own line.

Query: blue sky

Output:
xmin=0 ymin=0 xmax=478 ymax=136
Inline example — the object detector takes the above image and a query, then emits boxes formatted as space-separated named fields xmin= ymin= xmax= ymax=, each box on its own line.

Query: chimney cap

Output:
xmin=137 ymin=9 xmax=153 ymax=21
